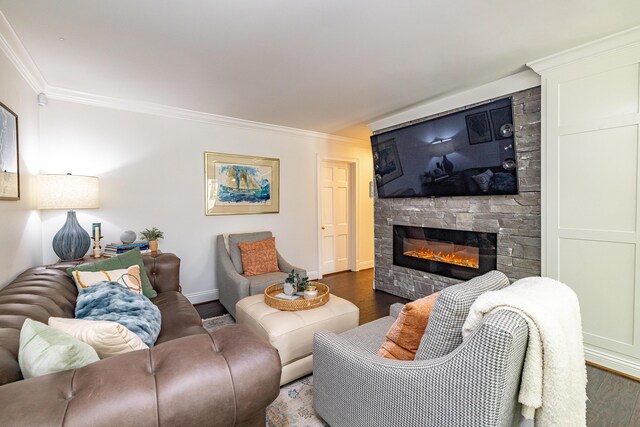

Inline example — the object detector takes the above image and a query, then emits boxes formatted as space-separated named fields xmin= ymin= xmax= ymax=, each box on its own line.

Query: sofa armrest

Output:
xmin=277 ymin=251 xmax=306 ymax=276
xmin=143 ymin=252 xmax=181 ymax=293
xmin=313 ymin=310 xmax=529 ymax=427
xmin=0 ymin=325 xmax=281 ymax=427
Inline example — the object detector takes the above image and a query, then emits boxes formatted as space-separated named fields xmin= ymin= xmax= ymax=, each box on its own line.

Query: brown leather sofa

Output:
xmin=0 ymin=253 xmax=281 ymax=426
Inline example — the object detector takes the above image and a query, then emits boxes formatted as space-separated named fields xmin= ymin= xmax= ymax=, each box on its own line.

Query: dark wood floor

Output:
xmin=194 ymin=269 xmax=640 ymax=426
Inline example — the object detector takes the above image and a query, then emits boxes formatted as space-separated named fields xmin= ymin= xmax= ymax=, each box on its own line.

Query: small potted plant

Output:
xmin=140 ymin=227 xmax=164 ymax=253
xmin=284 ymin=270 xmax=312 ymax=296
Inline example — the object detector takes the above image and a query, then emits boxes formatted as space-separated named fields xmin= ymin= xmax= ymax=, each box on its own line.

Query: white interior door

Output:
xmin=320 ymin=161 xmax=350 ymax=275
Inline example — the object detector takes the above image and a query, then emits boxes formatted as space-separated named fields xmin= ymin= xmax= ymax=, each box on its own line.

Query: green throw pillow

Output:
xmin=67 ymin=248 xmax=157 ymax=298
xmin=18 ymin=319 xmax=99 ymax=378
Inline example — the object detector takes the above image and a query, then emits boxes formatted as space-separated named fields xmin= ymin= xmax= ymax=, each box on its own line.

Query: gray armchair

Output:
xmin=313 ymin=271 xmax=529 ymax=427
xmin=216 ymin=232 xmax=306 ymax=318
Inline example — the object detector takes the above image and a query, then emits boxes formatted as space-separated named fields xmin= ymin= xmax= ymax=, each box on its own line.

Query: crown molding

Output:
xmin=0 ymin=10 xmax=366 ymax=146
xmin=368 ymin=70 xmax=540 ymax=132
xmin=528 ymin=25 xmax=640 ymax=74
xmin=45 ymin=86 xmax=369 ymax=146
xmin=0 ymin=10 xmax=46 ymax=93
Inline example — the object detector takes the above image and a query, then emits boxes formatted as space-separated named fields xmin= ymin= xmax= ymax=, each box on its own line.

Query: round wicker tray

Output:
xmin=264 ymin=282 xmax=330 ymax=311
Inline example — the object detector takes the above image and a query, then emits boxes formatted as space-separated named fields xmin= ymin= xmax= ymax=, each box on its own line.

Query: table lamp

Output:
xmin=37 ymin=173 xmax=99 ymax=261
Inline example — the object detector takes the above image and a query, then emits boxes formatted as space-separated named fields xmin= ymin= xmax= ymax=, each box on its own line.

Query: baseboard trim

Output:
xmin=357 ymin=260 xmax=374 ymax=270
xmin=307 ymin=270 xmax=320 ymax=280
xmin=185 ymin=289 xmax=219 ymax=304
xmin=584 ymin=346 xmax=640 ymax=380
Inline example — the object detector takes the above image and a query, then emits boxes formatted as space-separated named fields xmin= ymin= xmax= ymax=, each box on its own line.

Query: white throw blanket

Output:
xmin=461 ymin=277 xmax=587 ymax=426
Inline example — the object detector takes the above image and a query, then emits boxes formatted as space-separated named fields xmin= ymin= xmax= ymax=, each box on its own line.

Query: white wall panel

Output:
xmin=559 ymin=239 xmax=635 ymax=347
xmin=558 ymin=126 xmax=638 ymax=232
xmin=531 ymin=30 xmax=640 ymax=377
xmin=558 ymin=64 xmax=639 ymax=126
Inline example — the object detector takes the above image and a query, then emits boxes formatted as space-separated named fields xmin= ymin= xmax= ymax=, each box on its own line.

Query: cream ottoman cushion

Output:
xmin=236 ymin=294 xmax=359 ymax=385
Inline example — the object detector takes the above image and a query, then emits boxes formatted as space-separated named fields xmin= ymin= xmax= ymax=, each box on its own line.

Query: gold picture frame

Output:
xmin=204 ymin=152 xmax=280 ymax=215
xmin=0 ymin=101 xmax=19 ymax=201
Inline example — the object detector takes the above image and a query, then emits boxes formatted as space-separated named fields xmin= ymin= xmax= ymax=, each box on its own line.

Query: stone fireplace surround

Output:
xmin=373 ymin=87 xmax=542 ymax=300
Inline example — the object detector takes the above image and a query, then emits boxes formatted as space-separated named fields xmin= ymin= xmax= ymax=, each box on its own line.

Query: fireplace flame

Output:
xmin=404 ymin=249 xmax=479 ymax=269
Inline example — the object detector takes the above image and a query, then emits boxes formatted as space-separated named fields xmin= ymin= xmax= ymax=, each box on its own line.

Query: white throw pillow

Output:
xmin=48 ymin=317 xmax=148 ymax=359
xmin=70 ymin=265 xmax=142 ymax=294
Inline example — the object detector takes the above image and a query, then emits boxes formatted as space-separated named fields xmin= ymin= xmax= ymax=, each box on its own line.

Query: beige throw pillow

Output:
xmin=71 ymin=265 xmax=142 ymax=294
xmin=48 ymin=317 xmax=148 ymax=359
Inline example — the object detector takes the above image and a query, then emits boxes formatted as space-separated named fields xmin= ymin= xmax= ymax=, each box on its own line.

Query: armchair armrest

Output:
xmin=313 ymin=310 xmax=529 ymax=427
xmin=216 ymin=236 xmax=250 ymax=317
xmin=0 ymin=325 xmax=281 ymax=427
xmin=277 ymin=251 xmax=306 ymax=276
xmin=389 ymin=302 xmax=404 ymax=318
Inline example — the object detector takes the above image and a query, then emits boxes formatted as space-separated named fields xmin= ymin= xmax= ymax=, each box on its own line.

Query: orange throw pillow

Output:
xmin=237 ymin=237 xmax=279 ymax=277
xmin=378 ymin=292 xmax=440 ymax=360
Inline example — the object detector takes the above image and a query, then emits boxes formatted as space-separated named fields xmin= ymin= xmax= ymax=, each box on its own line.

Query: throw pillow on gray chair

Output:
xmin=216 ymin=232 xmax=306 ymax=318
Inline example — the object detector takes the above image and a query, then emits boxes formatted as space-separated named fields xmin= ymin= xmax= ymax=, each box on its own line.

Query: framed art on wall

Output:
xmin=373 ymin=138 xmax=403 ymax=185
xmin=0 ymin=101 xmax=19 ymax=200
xmin=465 ymin=111 xmax=492 ymax=145
xmin=204 ymin=152 xmax=280 ymax=215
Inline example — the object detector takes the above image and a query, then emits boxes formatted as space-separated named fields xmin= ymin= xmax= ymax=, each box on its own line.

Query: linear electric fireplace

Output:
xmin=393 ymin=225 xmax=497 ymax=281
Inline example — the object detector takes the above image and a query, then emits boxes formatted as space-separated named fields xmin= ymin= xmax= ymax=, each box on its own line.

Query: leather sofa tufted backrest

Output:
xmin=0 ymin=267 xmax=77 ymax=385
xmin=0 ymin=253 xmax=181 ymax=386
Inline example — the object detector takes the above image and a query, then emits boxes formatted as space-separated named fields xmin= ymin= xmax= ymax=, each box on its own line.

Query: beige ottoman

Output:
xmin=236 ymin=294 xmax=359 ymax=385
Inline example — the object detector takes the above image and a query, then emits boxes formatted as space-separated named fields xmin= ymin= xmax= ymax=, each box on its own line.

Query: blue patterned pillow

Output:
xmin=75 ymin=282 xmax=161 ymax=347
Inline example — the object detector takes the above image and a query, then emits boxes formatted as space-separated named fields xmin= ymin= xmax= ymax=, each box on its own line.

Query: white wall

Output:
xmin=0 ymin=49 xmax=41 ymax=287
xmin=39 ymin=100 xmax=374 ymax=302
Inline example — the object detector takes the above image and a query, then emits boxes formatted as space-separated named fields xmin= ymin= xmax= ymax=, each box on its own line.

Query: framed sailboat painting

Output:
xmin=205 ymin=152 xmax=280 ymax=215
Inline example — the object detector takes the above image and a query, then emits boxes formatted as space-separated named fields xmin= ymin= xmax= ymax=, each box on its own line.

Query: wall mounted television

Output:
xmin=371 ymin=97 xmax=518 ymax=199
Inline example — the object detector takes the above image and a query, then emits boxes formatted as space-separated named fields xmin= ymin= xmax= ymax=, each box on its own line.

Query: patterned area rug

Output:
xmin=202 ymin=315 xmax=328 ymax=426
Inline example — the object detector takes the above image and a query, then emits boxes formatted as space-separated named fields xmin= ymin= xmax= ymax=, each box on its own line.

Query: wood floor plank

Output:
xmin=587 ymin=370 xmax=640 ymax=427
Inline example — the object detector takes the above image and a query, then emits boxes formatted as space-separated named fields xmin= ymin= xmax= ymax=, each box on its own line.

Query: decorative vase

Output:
xmin=120 ymin=230 xmax=136 ymax=244
xmin=442 ymin=155 xmax=454 ymax=175
xmin=52 ymin=211 xmax=91 ymax=261
xmin=149 ymin=240 xmax=159 ymax=252
xmin=284 ymin=282 xmax=295 ymax=296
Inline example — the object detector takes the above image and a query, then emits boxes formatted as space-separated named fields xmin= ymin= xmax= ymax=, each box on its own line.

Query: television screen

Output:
xmin=371 ymin=97 xmax=518 ymax=198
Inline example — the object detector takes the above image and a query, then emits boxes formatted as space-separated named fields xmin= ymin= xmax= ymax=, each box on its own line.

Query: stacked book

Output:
xmin=103 ymin=241 xmax=151 ymax=257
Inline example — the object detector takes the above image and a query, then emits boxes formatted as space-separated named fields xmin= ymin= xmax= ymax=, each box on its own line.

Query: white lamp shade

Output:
xmin=37 ymin=174 xmax=99 ymax=210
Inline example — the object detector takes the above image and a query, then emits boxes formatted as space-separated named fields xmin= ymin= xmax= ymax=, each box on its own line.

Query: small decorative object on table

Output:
xmin=303 ymin=285 xmax=318 ymax=299
xmin=265 ymin=281 xmax=330 ymax=311
xmin=91 ymin=223 xmax=103 ymax=258
xmin=120 ymin=230 xmax=137 ymax=244
xmin=140 ymin=227 xmax=164 ymax=253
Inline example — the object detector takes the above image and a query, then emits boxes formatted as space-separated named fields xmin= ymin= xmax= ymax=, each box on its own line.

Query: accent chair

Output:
xmin=216 ymin=231 xmax=306 ymax=318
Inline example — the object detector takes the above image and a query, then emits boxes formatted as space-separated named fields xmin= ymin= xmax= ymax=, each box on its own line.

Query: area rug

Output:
xmin=202 ymin=315 xmax=327 ymax=426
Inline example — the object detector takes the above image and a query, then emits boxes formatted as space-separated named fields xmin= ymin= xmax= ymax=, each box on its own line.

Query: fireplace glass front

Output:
xmin=393 ymin=225 xmax=497 ymax=281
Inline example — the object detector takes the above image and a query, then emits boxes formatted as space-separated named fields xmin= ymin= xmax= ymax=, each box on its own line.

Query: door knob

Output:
xmin=321 ymin=226 xmax=325 ymax=230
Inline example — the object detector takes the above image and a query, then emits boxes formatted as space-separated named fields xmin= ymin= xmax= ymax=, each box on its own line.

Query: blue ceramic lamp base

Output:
xmin=52 ymin=211 xmax=91 ymax=261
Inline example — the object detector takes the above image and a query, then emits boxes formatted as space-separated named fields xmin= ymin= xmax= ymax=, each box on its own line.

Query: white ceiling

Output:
xmin=1 ymin=1 xmax=639 ymax=140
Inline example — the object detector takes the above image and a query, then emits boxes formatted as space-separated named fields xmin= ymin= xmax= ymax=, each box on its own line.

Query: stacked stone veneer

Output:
xmin=374 ymin=87 xmax=542 ymax=300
